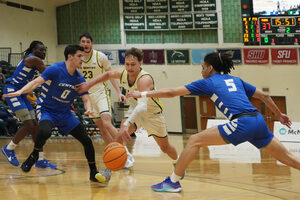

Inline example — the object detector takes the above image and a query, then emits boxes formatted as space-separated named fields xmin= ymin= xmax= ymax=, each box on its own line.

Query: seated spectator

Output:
xmin=0 ymin=105 xmax=18 ymax=136
xmin=0 ymin=67 xmax=6 ymax=87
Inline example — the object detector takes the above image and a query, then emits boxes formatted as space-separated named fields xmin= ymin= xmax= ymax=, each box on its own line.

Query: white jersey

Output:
xmin=78 ymin=49 xmax=110 ymax=93
xmin=120 ymin=69 xmax=164 ymax=115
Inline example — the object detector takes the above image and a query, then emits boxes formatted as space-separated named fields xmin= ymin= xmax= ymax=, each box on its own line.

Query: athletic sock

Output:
xmin=89 ymin=163 xmax=97 ymax=173
xmin=38 ymin=152 xmax=44 ymax=160
xmin=7 ymin=141 xmax=17 ymax=150
xmin=170 ymin=172 xmax=181 ymax=183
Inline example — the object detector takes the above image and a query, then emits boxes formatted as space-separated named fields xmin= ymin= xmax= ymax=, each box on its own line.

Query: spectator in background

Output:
xmin=0 ymin=67 xmax=6 ymax=91
xmin=0 ymin=105 xmax=17 ymax=136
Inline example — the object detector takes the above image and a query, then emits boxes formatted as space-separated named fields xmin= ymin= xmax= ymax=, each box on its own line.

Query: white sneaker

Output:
xmin=124 ymin=151 xmax=135 ymax=169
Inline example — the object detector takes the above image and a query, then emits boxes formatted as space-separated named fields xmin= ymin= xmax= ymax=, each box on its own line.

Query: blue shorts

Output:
xmin=218 ymin=113 xmax=274 ymax=148
xmin=4 ymin=84 xmax=34 ymax=113
xmin=36 ymin=106 xmax=80 ymax=135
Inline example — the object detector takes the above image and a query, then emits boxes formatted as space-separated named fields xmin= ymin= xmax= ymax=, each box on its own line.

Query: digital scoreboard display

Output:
xmin=243 ymin=16 xmax=300 ymax=45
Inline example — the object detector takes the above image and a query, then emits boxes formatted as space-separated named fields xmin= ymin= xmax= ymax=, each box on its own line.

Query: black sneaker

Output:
xmin=21 ymin=154 xmax=38 ymax=172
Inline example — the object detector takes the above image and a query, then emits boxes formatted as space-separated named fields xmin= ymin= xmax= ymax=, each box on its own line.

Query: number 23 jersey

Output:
xmin=37 ymin=62 xmax=87 ymax=111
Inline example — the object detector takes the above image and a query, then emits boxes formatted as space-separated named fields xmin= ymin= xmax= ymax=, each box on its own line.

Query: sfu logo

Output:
xmin=247 ymin=50 xmax=265 ymax=59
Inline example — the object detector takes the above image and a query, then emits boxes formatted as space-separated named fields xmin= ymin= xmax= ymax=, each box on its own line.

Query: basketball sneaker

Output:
xmin=94 ymin=168 xmax=111 ymax=184
xmin=1 ymin=145 xmax=19 ymax=166
xmin=151 ymin=176 xmax=182 ymax=193
xmin=35 ymin=159 xmax=57 ymax=169
xmin=123 ymin=151 xmax=135 ymax=169
xmin=21 ymin=153 xmax=38 ymax=172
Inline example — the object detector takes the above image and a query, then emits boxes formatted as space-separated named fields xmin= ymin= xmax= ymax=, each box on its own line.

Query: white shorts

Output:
xmin=89 ymin=90 xmax=111 ymax=118
xmin=125 ymin=108 xmax=168 ymax=138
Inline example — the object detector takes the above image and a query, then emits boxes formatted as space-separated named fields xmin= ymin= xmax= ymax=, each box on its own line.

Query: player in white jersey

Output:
xmin=76 ymin=47 xmax=178 ymax=164
xmin=78 ymin=33 xmax=134 ymax=168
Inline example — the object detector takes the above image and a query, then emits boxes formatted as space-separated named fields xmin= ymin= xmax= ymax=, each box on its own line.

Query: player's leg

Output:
xmin=151 ymin=126 xmax=227 ymax=192
xmin=93 ymin=117 xmax=114 ymax=144
xmin=153 ymin=136 xmax=177 ymax=160
xmin=263 ymin=137 xmax=300 ymax=170
xmin=21 ymin=120 xmax=54 ymax=172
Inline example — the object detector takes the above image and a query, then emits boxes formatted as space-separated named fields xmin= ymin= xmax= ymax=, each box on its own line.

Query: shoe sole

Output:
xmin=1 ymin=148 xmax=19 ymax=167
xmin=95 ymin=173 xmax=108 ymax=184
xmin=151 ymin=187 xmax=182 ymax=193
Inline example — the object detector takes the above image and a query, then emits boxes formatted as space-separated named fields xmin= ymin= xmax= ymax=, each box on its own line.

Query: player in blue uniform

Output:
xmin=1 ymin=41 xmax=56 ymax=169
xmin=127 ymin=52 xmax=300 ymax=193
xmin=3 ymin=45 xmax=110 ymax=184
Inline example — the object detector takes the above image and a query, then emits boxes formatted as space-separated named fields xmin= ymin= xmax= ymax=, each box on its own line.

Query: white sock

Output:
xmin=170 ymin=172 xmax=181 ymax=183
xmin=38 ymin=152 xmax=44 ymax=160
xmin=7 ymin=141 xmax=17 ymax=150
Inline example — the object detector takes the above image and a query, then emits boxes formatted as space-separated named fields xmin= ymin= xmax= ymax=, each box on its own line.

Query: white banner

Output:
xmin=206 ymin=119 xmax=261 ymax=163
xmin=274 ymin=121 xmax=300 ymax=142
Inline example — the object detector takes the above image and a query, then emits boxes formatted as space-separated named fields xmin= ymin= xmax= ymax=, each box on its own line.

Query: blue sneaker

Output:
xmin=151 ymin=176 xmax=182 ymax=193
xmin=35 ymin=159 xmax=57 ymax=169
xmin=1 ymin=145 xmax=19 ymax=166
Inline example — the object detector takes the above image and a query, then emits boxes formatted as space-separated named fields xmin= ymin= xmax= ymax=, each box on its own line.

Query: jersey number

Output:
xmin=61 ymin=90 xmax=71 ymax=99
xmin=83 ymin=71 xmax=93 ymax=79
xmin=224 ymin=79 xmax=237 ymax=92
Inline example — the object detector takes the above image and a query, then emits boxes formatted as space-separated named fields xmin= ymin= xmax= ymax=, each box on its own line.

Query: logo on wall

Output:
xmin=271 ymin=48 xmax=298 ymax=65
xmin=243 ymin=48 xmax=269 ymax=64
xmin=279 ymin=128 xmax=287 ymax=135
xmin=166 ymin=50 xmax=189 ymax=64
xmin=143 ymin=50 xmax=165 ymax=64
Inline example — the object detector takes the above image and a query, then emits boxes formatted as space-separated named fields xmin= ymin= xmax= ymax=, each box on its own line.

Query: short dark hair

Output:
xmin=125 ymin=47 xmax=143 ymax=62
xmin=64 ymin=45 xmax=84 ymax=60
xmin=79 ymin=32 xmax=93 ymax=42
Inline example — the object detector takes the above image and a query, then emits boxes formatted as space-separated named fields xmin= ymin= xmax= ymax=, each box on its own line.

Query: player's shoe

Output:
xmin=173 ymin=162 xmax=186 ymax=180
xmin=35 ymin=159 xmax=57 ymax=168
xmin=21 ymin=153 xmax=38 ymax=172
xmin=151 ymin=176 xmax=182 ymax=193
xmin=94 ymin=168 xmax=112 ymax=184
xmin=1 ymin=145 xmax=19 ymax=166
xmin=123 ymin=151 xmax=135 ymax=169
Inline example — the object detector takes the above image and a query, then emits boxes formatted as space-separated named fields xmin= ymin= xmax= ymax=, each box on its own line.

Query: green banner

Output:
xmin=167 ymin=49 xmax=190 ymax=64
xmin=147 ymin=15 xmax=169 ymax=30
xmin=170 ymin=14 xmax=193 ymax=29
xmin=123 ymin=0 xmax=144 ymax=14
xmin=193 ymin=0 xmax=216 ymax=11
xmin=124 ymin=15 xmax=145 ymax=30
xmin=169 ymin=0 xmax=192 ymax=12
xmin=194 ymin=13 xmax=218 ymax=28
xmin=146 ymin=0 xmax=168 ymax=13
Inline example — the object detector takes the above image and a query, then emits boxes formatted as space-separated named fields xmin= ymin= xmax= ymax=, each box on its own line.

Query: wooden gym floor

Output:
xmin=1 ymin=131 xmax=300 ymax=200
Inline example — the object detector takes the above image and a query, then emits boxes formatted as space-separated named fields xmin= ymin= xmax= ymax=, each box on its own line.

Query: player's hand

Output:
xmin=278 ymin=113 xmax=292 ymax=129
xmin=84 ymin=110 xmax=95 ymax=118
xmin=118 ymin=125 xmax=131 ymax=145
xmin=119 ymin=93 xmax=127 ymax=104
xmin=75 ymin=82 xmax=89 ymax=94
xmin=2 ymin=91 xmax=22 ymax=97
xmin=127 ymin=91 xmax=141 ymax=99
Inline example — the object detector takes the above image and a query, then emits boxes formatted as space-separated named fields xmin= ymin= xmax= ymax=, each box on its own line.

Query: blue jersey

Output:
xmin=6 ymin=53 xmax=40 ymax=89
xmin=37 ymin=62 xmax=87 ymax=112
xmin=185 ymin=73 xmax=257 ymax=120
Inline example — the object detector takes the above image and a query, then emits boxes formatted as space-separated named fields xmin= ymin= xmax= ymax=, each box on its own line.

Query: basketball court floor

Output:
xmin=1 ymin=130 xmax=300 ymax=200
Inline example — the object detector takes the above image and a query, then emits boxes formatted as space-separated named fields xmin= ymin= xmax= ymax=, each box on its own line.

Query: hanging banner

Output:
xmin=217 ymin=49 xmax=242 ymax=64
xmin=191 ymin=49 xmax=215 ymax=64
xmin=143 ymin=50 xmax=165 ymax=64
xmin=243 ymin=48 xmax=269 ymax=64
xmin=271 ymin=48 xmax=298 ymax=65
xmin=166 ymin=49 xmax=189 ymax=64
xmin=101 ymin=50 xmax=119 ymax=65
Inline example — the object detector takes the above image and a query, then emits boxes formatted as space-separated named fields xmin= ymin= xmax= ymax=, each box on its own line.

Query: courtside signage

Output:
xmin=271 ymin=48 xmax=298 ymax=64
xmin=143 ymin=50 xmax=165 ymax=64
xmin=191 ymin=49 xmax=215 ymax=64
xmin=243 ymin=48 xmax=269 ymax=64
xmin=217 ymin=49 xmax=242 ymax=64
xmin=274 ymin=121 xmax=300 ymax=142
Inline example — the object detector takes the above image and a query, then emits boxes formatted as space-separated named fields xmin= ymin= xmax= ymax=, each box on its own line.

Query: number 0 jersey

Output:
xmin=77 ymin=49 xmax=110 ymax=93
xmin=37 ymin=62 xmax=87 ymax=112
xmin=120 ymin=69 xmax=164 ymax=115
xmin=185 ymin=73 xmax=257 ymax=120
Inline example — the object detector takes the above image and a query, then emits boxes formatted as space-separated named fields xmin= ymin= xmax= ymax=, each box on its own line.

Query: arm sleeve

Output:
xmin=98 ymin=52 xmax=111 ymax=70
xmin=241 ymin=79 xmax=256 ymax=98
xmin=124 ymin=98 xmax=148 ymax=126
xmin=184 ymin=79 xmax=212 ymax=96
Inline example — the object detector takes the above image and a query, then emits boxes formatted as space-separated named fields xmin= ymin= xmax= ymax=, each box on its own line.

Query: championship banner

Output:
xmin=217 ymin=49 xmax=242 ymax=64
xmin=191 ymin=49 xmax=215 ymax=64
xmin=101 ymin=50 xmax=119 ymax=65
xmin=206 ymin=119 xmax=261 ymax=163
xmin=274 ymin=121 xmax=300 ymax=142
xmin=166 ymin=49 xmax=189 ymax=64
xmin=142 ymin=50 xmax=165 ymax=64
xmin=271 ymin=48 xmax=298 ymax=65
xmin=243 ymin=48 xmax=269 ymax=64
xmin=118 ymin=50 xmax=126 ymax=65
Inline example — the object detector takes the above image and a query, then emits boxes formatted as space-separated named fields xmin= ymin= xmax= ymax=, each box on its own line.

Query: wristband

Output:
xmin=141 ymin=91 xmax=148 ymax=98
xmin=123 ymin=119 xmax=131 ymax=127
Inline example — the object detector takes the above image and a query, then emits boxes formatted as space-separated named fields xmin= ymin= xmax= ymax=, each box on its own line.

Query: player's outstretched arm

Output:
xmin=3 ymin=76 xmax=45 ymax=98
xmin=252 ymin=88 xmax=292 ymax=128
xmin=127 ymin=86 xmax=191 ymax=99
xmin=81 ymin=94 xmax=95 ymax=118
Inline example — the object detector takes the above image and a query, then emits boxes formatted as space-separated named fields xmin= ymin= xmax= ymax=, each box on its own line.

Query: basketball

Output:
xmin=103 ymin=142 xmax=127 ymax=171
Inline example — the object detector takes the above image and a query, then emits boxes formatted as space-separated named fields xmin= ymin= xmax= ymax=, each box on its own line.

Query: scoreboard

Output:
xmin=243 ymin=16 xmax=300 ymax=45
